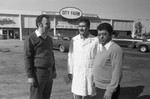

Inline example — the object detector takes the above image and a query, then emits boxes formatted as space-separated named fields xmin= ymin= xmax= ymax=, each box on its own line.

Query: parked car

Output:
xmin=112 ymin=36 xmax=142 ymax=48
xmin=51 ymin=35 xmax=72 ymax=52
xmin=136 ymin=40 xmax=150 ymax=52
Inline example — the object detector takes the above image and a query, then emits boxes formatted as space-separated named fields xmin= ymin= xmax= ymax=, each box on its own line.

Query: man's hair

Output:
xmin=36 ymin=14 xmax=49 ymax=27
xmin=78 ymin=18 xmax=90 ymax=27
xmin=97 ymin=23 xmax=113 ymax=35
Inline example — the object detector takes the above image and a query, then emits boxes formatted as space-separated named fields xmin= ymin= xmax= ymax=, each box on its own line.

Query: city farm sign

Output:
xmin=59 ymin=7 xmax=83 ymax=19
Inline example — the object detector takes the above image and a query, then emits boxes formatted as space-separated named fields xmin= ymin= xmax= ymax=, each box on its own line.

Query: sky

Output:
xmin=0 ymin=0 xmax=150 ymax=31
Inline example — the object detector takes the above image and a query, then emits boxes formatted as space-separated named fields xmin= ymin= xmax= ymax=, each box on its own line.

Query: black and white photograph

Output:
xmin=0 ymin=0 xmax=150 ymax=99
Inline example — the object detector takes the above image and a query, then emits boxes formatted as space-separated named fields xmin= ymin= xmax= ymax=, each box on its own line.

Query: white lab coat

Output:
xmin=68 ymin=34 xmax=99 ymax=96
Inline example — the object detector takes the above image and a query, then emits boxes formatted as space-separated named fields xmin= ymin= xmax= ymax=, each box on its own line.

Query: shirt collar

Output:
xmin=104 ymin=40 xmax=113 ymax=50
xmin=35 ymin=30 xmax=47 ymax=39
xmin=35 ymin=30 xmax=41 ymax=37
xmin=79 ymin=33 xmax=91 ymax=39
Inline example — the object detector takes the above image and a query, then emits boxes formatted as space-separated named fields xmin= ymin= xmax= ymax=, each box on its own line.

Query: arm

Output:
xmin=24 ymin=36 xmax=35 ymax=78
xmin=52 ymin=51 xmax=56 ymax=72
xmin=24 ymin=36 xmax=37 ymax=86
xmin=51 ymin=37 xmax=56 ymax=79
xmin=52 ymin=51 xmax=57 ymax=79
xmin=105 ymin=47 xmax=123 ymax=98
xmin=67 ymin=39 xmax=74 ymax=80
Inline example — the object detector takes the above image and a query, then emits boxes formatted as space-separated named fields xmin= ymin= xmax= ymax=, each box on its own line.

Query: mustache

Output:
xmin=79 ymin=29 xmax=84 ymax=32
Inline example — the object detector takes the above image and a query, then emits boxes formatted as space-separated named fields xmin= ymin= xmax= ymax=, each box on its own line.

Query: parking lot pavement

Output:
xmin=51 ymin=76 xmax=72 ymax=99
xmin=0 ymin=40 xmax=150 ymax=99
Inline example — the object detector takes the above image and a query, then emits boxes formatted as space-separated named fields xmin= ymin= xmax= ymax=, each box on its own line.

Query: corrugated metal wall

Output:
xmin=113 ymin=20 xmax=133 ymax=32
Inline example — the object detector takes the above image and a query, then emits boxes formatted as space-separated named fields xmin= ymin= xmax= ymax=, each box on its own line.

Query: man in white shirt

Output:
xmin=68 ymin=19 xmax=99 ymax=99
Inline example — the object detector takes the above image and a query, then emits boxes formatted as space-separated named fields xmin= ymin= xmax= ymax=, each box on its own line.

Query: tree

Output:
xmin=135 ymin=22 xmax=143 ymax=34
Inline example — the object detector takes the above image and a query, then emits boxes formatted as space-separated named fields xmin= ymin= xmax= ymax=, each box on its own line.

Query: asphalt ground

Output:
xmin=0 ymin=40 xmax=150 ymax=99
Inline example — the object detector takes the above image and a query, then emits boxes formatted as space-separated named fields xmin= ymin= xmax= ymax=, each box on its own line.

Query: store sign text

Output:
xmin=59 ymin=7 xmax=82 ymax=19
xmin=57 ymin=24 xmax=78 ymax=29
xmin=0 ymin=18 xmax=15 ymax=25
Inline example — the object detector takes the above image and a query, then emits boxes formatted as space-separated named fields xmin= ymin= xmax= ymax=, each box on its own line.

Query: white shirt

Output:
xmin=98 ymin=41 xmax=113 ymax=52
xmin=68 ymin=34 xmax=99 ymax=96
xmin=35 ymin=30 xmax=47 ymax=39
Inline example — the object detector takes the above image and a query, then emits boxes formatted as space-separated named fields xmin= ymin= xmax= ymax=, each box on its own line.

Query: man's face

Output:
xmin=40 ymin=17 xmax=51 ymax=32
xmin=78 ymin=22 xmax=89 ymax=36
xmin=97 ymin=30 xmax=111 ymax=46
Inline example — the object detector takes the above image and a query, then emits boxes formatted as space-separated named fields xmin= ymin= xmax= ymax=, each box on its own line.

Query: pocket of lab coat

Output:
xmin=87 ymin=59 xmax=94 ymax=68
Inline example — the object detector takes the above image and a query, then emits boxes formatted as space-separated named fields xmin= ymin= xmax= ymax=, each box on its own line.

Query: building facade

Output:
xmin=0 ymin=9 xmax=135 ymax=40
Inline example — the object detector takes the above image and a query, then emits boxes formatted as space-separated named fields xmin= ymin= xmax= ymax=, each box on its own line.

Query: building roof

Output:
xmin=0 ymin=9 xmax=134 ymax=22
xmin=0 ymin=9 xmax=41 ymax=15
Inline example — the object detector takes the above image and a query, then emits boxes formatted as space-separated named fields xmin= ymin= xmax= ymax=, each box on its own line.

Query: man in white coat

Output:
xmin=68 ymin=18 xmax=99 ymax=99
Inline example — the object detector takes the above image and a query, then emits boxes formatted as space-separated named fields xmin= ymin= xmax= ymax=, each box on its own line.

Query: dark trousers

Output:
xmin=73 ymin=94 xmax=92 ymax=99
xmin=30 ymin=68 xmax=53 ymax=99
xmin=92 ymin=85 xmax=120 ymax=99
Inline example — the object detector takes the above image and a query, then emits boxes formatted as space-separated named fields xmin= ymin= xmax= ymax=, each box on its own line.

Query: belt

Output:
xmin=36 ymin=67 xmax=51 ymax=70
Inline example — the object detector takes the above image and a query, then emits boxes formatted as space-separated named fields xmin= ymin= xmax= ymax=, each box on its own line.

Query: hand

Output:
xmin=68 ymin=74 xmax=73 ymax=81
xmin=28 ymin=78 xmax=37 ymax=87
xmin=52 ymin=71 xmax=57 ymax=79
xmin=103 ymin=91 xmax=112 ymax=99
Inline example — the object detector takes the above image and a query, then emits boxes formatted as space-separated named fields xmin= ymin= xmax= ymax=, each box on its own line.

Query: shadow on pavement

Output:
xmin=120 ymin=86 xmax=150 ymax=99
xmin=137 ymin=95 xmax=150 ymax=99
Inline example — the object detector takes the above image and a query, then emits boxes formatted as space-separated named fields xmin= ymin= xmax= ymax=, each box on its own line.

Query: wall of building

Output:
xmin=0 ymin=9 xmax=135 ymax=40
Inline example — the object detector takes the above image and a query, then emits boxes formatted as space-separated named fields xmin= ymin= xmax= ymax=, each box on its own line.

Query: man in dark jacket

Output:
xmin=24 ymin=14 xmax=56 ymax=99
